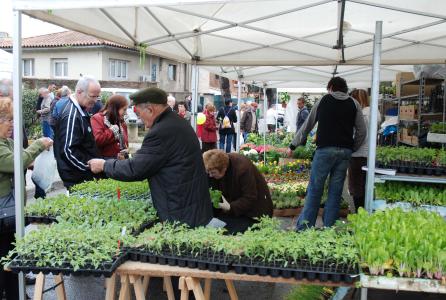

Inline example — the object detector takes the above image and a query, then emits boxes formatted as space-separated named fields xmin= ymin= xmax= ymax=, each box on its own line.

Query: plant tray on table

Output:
xmin=25 ymin=194 xmax=158 ymax=234
xmin=2 ymin=223 xmax=134 ymax=277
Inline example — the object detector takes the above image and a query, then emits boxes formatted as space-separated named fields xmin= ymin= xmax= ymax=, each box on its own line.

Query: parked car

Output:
xmin=101 ymin=88 xmax=142 ymax=126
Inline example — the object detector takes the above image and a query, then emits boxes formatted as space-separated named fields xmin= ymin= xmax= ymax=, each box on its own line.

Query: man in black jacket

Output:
xmin=89 ymin=87 xmax=213 ymax=228
xmin=54 ymin=76 xmax=101 ymax=189
xmin=288 ymin=77 xmax=366 ymax=230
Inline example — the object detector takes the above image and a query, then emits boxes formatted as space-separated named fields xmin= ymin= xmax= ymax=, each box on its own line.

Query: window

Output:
xmin=52 ymin=59 xmax=68 ymax=78
xmin=22 ymin=59 xmax=34 ymax=77
xmin=151 ymin=64 xmax=157 ymax=82
xmin=109 ymin=59 xmax=128 ymax=80
xmin=168 ymin=64 xmax=177 ymax=81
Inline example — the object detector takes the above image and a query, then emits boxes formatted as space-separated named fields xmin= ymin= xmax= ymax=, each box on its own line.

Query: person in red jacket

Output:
xmin=201 ymin=103 xmax=218 ymax=153
xmin=91 ymin=94 xmax=129 ymax=159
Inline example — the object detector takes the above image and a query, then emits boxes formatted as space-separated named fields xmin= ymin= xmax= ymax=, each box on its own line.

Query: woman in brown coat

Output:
xmin=203 ymin=149 xmax=273 ymax=233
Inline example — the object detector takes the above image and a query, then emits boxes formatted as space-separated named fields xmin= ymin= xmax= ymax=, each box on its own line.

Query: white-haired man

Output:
xmin=53 ymin=76 xmax=101 ymax=189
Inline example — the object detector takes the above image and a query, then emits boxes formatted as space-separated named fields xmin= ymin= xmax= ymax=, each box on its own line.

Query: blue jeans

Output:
xmin=219 ymin=132 xmax=233 ymax=153
xmin=296 ymin=147 xmax=352 ymax=230
xmin=41 ymin=120 xmax=53 ymax=139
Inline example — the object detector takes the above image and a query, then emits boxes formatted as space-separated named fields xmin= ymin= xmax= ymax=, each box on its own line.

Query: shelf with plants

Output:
xmin=376 ymin=146 xmax=446 ymax=176
xmin=70 ymin=178 xmax=151 ymax=201
xmin=2 ymin=222 xmax=134 ymax=277
xmin=128 ymin=218 xmax=359 ymax=283
xmin=427 ymin=122 xmax=446 ymax=143
xmin=397 ymin=76 xmax=445 ymax=147
xmin=373 ymin=181 xmax=446 ymax=217
xmin=348 ymin=208 xmax=446 ymax=291
xmin=25 ymin=194 xmax=158 ymax=234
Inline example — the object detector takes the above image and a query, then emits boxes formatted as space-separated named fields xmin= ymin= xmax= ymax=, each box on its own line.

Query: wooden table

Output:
xmin=107 ymin=261 xmax=353 ymax=300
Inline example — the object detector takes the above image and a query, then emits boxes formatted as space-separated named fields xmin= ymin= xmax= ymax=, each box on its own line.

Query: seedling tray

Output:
xmin=376 ymin=161 xmax=445 ymax=176
xmin=25 ymin=215 xmax=57 ymax=225
xmin=7 ymin=253 xmax=127 ymax=277
xmin=232 ymin=258 xmax=359 ymax=283
xmin=71 ymin=191 xmax=151 ymax=202
xmin=126 ymin=248 xmax=231 ymax=273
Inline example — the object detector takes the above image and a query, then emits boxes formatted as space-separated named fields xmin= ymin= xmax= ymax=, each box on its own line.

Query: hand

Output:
xmin=88 ymin=159 xmax=106 ymax=174
xmin=110 ymin=124 xmax=119 ymax=134
xmin=218 ymin=195 xmax=230 ymax=212
xmin=286 ymin=148 xmax=293 ymax=158
xmin=117 ymin=149 xmax=128 ymax=160
xmin=38 ymin=137 xmax=53 ymax=150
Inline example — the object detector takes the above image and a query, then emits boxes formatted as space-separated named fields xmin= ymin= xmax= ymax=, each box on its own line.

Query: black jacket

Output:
xmin=104 ymin=108 xmax=213 ymax=228
xmin=54 ymin=96 xmax=99 ymax=187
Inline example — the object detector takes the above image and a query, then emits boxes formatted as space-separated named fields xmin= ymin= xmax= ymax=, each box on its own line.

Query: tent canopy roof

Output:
xmin=14 ymin=0 xmax=446 ymax=67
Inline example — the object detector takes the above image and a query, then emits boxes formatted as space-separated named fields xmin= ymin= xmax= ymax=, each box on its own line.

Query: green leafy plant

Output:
xmin=285 ymin=285 xmax=334 ymax=300
xmin=26 ymin=194 xmax=157 ymax=232
xmin=2 ymin=222 xmax=135 ymax=271
xmin=209 ymin=188 xmax=222 ymax=209
xmin=430 ymin=122 xmax=446 ymax=134
xmin=70 ymin=179 xmax=150 ymax=200
xmin=348 ymin=208 xmax=446 ymax=279
xmin=375 ymin=182 xmax=446 ymax=207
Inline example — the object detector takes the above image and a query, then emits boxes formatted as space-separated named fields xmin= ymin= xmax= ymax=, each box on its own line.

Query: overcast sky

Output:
xmin=1 ymin=0 xmax=65 ymax=38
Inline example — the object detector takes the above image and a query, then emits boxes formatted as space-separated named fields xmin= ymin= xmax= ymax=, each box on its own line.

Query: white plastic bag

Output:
xmin=31 ymin=147 xmax=57 ymax=192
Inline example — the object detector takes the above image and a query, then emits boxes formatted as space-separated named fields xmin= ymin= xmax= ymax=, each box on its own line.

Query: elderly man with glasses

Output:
xmin=53 ymin=75 xmax=102 ymax=189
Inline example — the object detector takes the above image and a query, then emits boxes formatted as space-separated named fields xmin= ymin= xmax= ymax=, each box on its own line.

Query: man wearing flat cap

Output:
xmin=89 ymin=87 xmax=213 ymax=227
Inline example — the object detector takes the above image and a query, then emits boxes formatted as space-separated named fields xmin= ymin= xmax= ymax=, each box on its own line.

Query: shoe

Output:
xmin=25 ymin=274 xmax=36 ymax=285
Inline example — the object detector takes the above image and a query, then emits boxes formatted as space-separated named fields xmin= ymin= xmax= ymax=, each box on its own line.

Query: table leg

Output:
xmin=204 ymin=278 xmax=212 ymax=300
xmin=54 ymin=273 xmax=66 ymax=300
xmin=129 ymin=275 xmax=145 ymax=300
xmin=105 ymin=274 xmax=116 ymax=300
xmin=179 ymin=277 xmax=189 ymax=300
xmin=224 ymin=279 xmax=238 ymax=300
xmin=142 ymin=276 xmax=150 ymax=295
xmin=185 ymin=277 xmax=205 ymax=300
xmin=163 ymin=276 xmax=175 ymax=300
xmin=33 ymin=273 xmax=45 ymax=300
xmin=118 ymin=275 xmax=131 ymax=300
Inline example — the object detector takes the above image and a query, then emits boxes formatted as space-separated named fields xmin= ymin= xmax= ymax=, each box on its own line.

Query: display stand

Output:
xmin=106 ymin=261 xmax=353 ymax=300
xmin=30 ymin=272 xmax=67 ymax=300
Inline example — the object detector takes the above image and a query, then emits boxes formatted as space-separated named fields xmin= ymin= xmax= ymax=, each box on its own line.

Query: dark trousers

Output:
xmin=0 ymin=221 xmax=19 ymax=300
xmin=201 ymin=142 xmax=217 ymax=153
xmin=32 ymin=178 xmax=46 ymax=199
xmin=348 ymin=157 xmax=367 ymax=211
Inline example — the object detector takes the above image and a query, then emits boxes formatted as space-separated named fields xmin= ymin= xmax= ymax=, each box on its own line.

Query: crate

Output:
xmin=399 ymin=105 xmax=418 ymax=120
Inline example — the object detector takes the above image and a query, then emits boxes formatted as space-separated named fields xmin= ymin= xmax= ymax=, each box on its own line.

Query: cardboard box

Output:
xmin=396 ymin=72 xmax=419 ymax=97
xmin=399 ymin=105 xmax=418 ymax=120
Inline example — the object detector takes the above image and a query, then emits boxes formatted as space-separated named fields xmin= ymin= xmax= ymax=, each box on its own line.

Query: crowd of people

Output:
xmin=0 ymin=75 xmax=378 ymax=299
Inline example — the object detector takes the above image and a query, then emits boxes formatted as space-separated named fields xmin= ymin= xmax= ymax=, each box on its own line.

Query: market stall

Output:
xmin=8 ymin=1 xmax=446 ymax=299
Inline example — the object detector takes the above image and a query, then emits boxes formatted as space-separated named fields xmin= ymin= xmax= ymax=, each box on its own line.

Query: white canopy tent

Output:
xmin=9 ymin=2 xmax=446 ymax=298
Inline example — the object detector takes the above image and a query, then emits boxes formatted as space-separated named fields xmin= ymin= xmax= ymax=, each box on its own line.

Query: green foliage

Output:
xmin=285 ymin=285 xmax=334 ymax=300
xmin=246 ymin=132 xmax=294 ymax=148
xmin=2 ymin=222 xmax=135 ymax=271
xmin=133 ymin=217 xmax=358 ymax=269
xmin=348 ymin=208 xmax=446 ymax=279
xmin=430 ymin=122 xmax=446 ymax=134
xmin=279 ymin=92 xmax=290 ymax=104
xmin=209 ymin=188 xmax=222 ymax=209
xmin=100 ymin=91 xmax=113 ymax=105
xmin=23 ymin=89 xmax=39 ymax=130
xmin=25 ymin=194 xmax=157 ymax=231
xmin=375 ymin=182 xmax=446 ymax=206
xmin=376 ymin=146 xmax=444 ymax=166
xmin=70 ymin=178 xmax=150 ymax=200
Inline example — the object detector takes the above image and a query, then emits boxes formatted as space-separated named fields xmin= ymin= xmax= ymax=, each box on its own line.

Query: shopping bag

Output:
xmin=31 ymin=146 xmax=57 ymax=192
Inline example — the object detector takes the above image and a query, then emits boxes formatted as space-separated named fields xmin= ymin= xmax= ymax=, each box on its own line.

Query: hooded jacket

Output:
xmin=290 ymin=92 xmax=366 ymax=151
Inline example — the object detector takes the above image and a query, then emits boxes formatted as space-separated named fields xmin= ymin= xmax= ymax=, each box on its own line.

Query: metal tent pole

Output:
xmin=13 ymin=9 xmax=26 ymax=300
xmin=191 ymin=62 xmax=199 ymax=130
xmin=363 ymin=20 xmax=383 ymax=300
xmin=275 ymin=89 xmax=279 ymax=131
xmin=263 ymin=84 xmax=267 ymax=163
xmin=236 ymin=77 xmax=242 ymax=152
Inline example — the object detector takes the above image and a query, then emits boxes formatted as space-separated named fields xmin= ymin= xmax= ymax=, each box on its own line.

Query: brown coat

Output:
xmin=210 ymin=153 xmax=273 ymax=218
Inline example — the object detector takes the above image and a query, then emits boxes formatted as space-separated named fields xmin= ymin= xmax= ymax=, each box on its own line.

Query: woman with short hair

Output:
xmin=0 ymin=97 xmax=53 ymax=299
xmin=91 ymin=94 xmax=129 ymax=160
xmin=203 ymin=149 xmax=273 ymax=234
